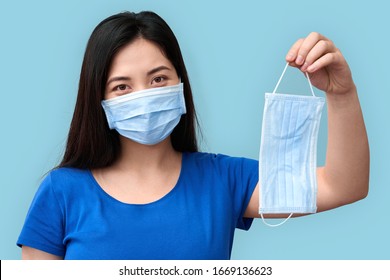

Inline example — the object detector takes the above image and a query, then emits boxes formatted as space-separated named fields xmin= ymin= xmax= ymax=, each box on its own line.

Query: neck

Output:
xmin=113 ymin=136 xmax=180 ymax=172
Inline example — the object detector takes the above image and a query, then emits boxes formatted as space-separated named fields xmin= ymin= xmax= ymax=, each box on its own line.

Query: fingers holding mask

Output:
xmin=286 ymin=32 xmax=338 ymax=71
xmin=285 ymin=32 xmax=353 ymax=94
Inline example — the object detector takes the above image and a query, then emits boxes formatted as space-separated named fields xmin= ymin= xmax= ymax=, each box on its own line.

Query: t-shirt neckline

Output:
xmin=87 ymin=152 xmax=187 ymax=207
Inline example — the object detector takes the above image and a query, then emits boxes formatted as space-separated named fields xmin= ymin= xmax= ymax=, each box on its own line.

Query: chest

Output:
xmin=62 ymin=182 xmax=236 ymax=259
xmin=92 ymin=168 xmax=181 ymax=205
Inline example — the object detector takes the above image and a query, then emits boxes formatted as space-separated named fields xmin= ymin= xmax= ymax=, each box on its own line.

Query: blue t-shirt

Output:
xmin=17 ymin=152 xmax=258 ymax=260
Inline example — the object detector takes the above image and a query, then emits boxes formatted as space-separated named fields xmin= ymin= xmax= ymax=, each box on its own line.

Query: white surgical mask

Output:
xmin=259 ymin=63 xmax=325 ymax=227
xmin=101 ymin=83 xmax=186 ymax=145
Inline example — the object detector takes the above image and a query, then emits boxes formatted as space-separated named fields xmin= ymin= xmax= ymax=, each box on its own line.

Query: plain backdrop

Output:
xmin=1 ymin=0 xmax=389 ymax=259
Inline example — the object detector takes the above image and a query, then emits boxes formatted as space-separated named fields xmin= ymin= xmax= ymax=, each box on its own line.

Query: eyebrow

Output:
xmin=106 ymin=76 xmax=131 ymax=86
xmin=106 ymin=65 xmax=172 ymax=86
xmin=147 ymin=65 xmax=172 ymax=76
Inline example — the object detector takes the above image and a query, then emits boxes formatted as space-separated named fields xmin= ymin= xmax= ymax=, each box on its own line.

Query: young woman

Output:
xmin=17 ymin=11 xmax=369 ymax=260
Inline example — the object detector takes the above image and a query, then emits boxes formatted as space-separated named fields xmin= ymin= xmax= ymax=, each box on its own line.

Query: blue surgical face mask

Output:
xmin=259 ymin=63 xmax=325 ymax=227
xmin=101 ymin=83 xmax=186 ymax=145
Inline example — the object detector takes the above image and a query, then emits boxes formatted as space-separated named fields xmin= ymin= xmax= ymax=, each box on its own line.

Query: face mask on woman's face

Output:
xmin=101 ymin=83 xmax=186 ymax=145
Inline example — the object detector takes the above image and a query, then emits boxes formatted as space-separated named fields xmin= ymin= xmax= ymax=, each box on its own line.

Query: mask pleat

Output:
xmin=287 ymin=101 xmax=300 ymax=210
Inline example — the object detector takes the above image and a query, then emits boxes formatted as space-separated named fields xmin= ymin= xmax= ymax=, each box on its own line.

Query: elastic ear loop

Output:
xmin=272 ymin=62 xmax=316 ymax=97
xmin=260 ymin=63 xmax=315 ymax=227
xmin=260 ymin=212 xmax=294 ymax=227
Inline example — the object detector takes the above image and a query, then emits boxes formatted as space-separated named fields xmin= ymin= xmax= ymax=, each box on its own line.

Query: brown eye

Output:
xmin=152 ymin=76 xmax=165 ymax=84
xmin=113 ymin=84 xmax=130 ymax=92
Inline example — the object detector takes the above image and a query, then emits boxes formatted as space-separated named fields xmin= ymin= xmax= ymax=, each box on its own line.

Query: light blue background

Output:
xmin=1 ymin=0 xmax=389 ymax=259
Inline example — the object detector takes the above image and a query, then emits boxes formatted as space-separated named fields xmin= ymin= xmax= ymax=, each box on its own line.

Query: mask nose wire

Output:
xmin=272 ymin=62 xmax=316 ymax=97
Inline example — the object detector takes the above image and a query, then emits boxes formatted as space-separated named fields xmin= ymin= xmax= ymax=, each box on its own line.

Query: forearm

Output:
xmin=322 ymin=86 xmax=369 ymax=206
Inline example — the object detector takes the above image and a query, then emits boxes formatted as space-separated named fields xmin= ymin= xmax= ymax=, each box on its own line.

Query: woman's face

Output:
xmin=105 ymin=38 xmax=179 ymax=100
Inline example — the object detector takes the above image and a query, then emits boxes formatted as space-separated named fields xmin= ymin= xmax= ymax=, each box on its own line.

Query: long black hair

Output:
xmin=59 ymin=11 xmax=199 ymax=169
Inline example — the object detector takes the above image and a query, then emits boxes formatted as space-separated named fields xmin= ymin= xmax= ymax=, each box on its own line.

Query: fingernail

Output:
xmin=307 ymin=64 xmax=316 ymax=72
xmin=286 ymin=53 xmax=294 ymax=61
xmin=301 ymin=62 xmax=309 ymax=71
xmin=296 ymin=55 xmax=304 ymax=65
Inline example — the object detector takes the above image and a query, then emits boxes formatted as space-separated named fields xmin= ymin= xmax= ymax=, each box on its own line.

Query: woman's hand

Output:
xmin=285 ymin=32 xmax=355 ymax=96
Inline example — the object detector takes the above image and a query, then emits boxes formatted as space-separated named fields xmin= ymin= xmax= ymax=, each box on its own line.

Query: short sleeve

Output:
xmin=217 ymin=154 xmax=259 ymax=231
xmin=17 ymin=173 xmax=65 ymax=257
xmin=233 ymin=157 xmax=258 ymax=230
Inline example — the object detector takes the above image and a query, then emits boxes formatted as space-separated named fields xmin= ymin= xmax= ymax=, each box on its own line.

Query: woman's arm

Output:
xmin=316 ymin=84 xmax=369 ymax=211
xmin=286 ymin=32 xmax=370 ymax=211
xmin=22 ymin=246 xmax=63 ymax=260
xmin=245 ymin=32 xmax=369 ymax=218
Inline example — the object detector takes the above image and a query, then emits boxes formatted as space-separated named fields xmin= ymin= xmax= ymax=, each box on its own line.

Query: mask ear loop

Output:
xmin=306 ymin=71 xmax=316 ymax=97
xmin=260 ymin=212 xmax=294 ymax=227
xmin=272 ymin=62 xmax=316 ymax=97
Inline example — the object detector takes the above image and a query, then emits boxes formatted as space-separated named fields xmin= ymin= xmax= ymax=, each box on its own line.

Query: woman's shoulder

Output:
xmin=185 ymin=151 xmax=257 ymax=164
xmin=47 ymin=167 xmax=90 ymax=182
xmin=184 ymin=151 xmax=258 ymax=172
xmin=39 ymin=167 xmax=93 ymax=196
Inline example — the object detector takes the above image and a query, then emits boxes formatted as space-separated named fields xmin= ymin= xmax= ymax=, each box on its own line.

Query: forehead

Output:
xmin=108 ymin=38 xmax=173 ymax=76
